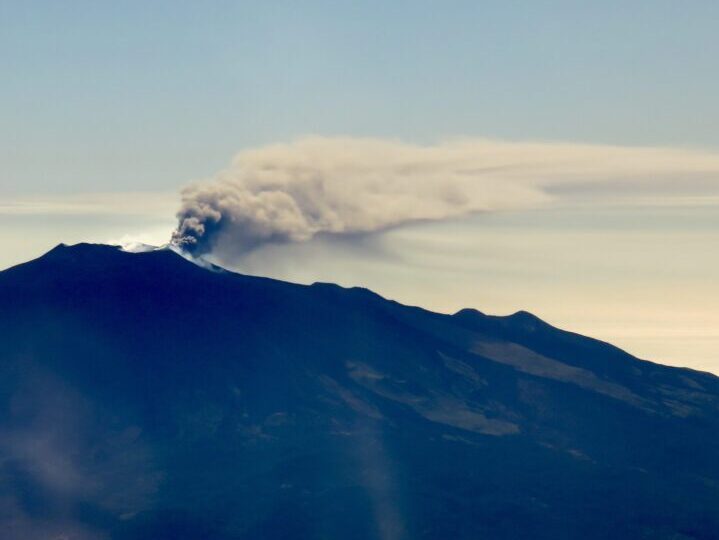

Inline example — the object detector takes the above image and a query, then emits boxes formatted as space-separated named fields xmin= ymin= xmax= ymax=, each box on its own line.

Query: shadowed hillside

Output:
xmin=1 ymin=243 xmax=718 ymax=539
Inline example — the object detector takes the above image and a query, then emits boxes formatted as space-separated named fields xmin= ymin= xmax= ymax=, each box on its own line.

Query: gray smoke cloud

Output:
xmin=172 ymin=136 xmax=719 ymax=258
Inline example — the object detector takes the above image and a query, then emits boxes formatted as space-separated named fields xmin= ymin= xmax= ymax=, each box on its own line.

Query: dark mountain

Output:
xmin=1 ymin=243 xmax=718 ymax=540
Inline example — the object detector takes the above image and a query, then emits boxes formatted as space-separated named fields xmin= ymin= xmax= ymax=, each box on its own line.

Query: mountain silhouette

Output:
xmin=1 ymin=243 xmax=718 ymax=540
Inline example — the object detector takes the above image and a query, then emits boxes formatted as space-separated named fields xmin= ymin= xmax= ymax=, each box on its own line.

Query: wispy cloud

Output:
xmin=0 ymin=192 xmax=177 ymax=217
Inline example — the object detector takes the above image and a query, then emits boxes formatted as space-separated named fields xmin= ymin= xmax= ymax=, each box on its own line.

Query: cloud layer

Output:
xmin=0 ymin=192 xmax=177 ymax=217
xmin=172 ymin=137 xmax=719 ymax=257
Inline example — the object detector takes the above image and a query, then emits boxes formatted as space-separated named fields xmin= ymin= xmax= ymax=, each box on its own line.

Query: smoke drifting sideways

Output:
xmin=171 ymin=136 xmax=719 ymax=260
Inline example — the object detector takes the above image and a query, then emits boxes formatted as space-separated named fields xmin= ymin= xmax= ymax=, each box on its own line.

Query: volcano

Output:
xmin=1 ymin=243 xmax=718 ymax=539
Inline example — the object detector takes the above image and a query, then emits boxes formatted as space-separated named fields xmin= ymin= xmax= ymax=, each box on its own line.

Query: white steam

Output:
xmin=172 ymin=136 xmax=719 ymax=257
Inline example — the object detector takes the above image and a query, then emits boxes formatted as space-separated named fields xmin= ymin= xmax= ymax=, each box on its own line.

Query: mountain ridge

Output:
xmin=12 ymin=241 xmax=705 ymax=373
xmin=1 ymin=242 xmax=718 ymax=539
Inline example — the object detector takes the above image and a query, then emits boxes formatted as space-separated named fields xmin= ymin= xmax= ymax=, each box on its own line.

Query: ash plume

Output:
xmin=170 ymin=137 xmax=545 ymax=257
xmin=171 ymin=136 xmax=719 ymax=259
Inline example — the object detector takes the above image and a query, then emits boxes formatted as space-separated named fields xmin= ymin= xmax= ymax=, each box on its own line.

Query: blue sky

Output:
xmin=2 ymin=1 xmax=719 ymax=193
xmin=1 ymin=2 xmax=718 ymax=371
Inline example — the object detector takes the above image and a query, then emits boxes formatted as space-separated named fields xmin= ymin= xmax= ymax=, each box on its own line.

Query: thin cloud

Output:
xmin=0 ymin=192 xmax=177 ymax=217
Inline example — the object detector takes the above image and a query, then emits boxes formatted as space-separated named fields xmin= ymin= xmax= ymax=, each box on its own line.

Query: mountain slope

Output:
xmin=1 ymin=243 xmax=718 ymax=540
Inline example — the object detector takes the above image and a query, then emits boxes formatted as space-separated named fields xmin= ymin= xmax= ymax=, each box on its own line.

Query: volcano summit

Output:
xmin=1 ymin=243 xmax=718 ymax=539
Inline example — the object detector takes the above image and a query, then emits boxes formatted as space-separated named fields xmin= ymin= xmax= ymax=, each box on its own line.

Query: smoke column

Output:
xmin=172 ymin=136 xmax=719 ymax=258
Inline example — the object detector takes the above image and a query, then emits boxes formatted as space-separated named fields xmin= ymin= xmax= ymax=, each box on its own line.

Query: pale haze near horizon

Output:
xmin=1 ymin=2 xmax=718 ymax=373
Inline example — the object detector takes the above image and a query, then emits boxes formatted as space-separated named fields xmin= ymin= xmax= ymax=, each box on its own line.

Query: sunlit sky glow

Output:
xmin=2 ymin=1 xmax=718 ymax=372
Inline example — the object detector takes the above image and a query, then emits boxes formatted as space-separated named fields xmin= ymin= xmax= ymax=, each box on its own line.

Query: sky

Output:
xmin=1 ymin=1 xmax=718 ymax=372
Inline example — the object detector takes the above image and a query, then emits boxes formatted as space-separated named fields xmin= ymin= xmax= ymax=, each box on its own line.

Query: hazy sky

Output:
xmin=1 ymin=2 xmax=718 ymax=372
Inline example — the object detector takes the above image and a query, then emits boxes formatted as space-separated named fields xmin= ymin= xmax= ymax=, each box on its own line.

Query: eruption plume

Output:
xmin=172 ymin=136 xmax=719 ymax=259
